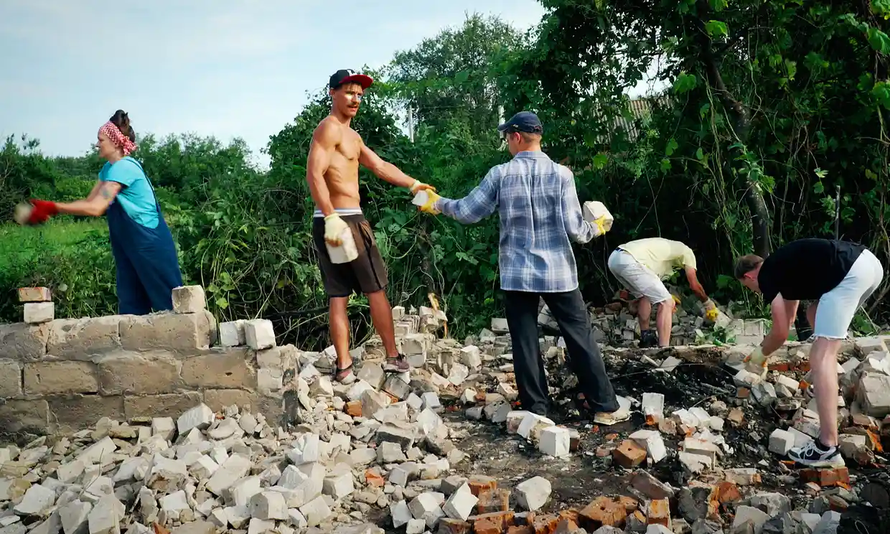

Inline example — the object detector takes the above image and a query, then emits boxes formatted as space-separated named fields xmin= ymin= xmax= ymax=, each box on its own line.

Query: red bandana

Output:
xmin=99 ymin=121 xmax=137 ymax=156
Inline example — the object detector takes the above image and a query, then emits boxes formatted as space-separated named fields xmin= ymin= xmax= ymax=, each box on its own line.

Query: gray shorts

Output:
xmin=607 ymin=249 xmax=672 ymax=304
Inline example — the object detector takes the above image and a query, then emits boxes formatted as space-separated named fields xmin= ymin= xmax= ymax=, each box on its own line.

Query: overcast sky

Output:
xmin=0 ymin=0 xmax=548 ymax=167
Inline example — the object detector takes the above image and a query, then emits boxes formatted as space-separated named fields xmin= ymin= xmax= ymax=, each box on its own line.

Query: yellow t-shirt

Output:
xmin=619 ymin=238 xmax=697 ymax=279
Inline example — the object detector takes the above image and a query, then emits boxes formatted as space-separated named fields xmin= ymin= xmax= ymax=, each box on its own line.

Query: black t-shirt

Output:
xmin=757 ymin=238 xmax=865 ymax=302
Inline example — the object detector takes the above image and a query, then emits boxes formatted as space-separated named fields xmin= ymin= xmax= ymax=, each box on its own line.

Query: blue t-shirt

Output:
xmin=99 ymin=157 xmax=159 ymax=229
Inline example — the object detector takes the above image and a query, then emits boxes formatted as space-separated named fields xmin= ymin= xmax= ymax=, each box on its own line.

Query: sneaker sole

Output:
xmin=791 ymin=456 xmax=845 ymax=468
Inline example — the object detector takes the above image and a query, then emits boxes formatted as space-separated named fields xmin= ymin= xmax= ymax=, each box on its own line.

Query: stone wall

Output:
xmin=0 ymin=293 xmax=297 ymax=437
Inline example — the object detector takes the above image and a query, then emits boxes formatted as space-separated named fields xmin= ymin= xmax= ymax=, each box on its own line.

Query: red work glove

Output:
xmin=27 ymin=199 xmax=58 ymax=225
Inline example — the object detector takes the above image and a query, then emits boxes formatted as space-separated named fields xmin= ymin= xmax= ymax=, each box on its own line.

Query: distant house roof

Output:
xmin=595 ymin=95 xmax=672 ymax=142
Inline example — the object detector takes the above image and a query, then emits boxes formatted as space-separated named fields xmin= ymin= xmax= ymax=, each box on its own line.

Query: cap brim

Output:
xmin=496 ymin=122 xmax=511 ymax=132
xmin=338 ymin=74 xmax=373 ymax=89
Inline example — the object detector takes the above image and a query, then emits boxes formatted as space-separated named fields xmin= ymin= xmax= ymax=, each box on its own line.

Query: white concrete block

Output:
xmin=390 ymin=500 xmax=412 ymax=529
xmin=219 ymin=320 xmax=246 ymax=347
xmin=87 ymin=496 xmax=124 ymax=534
xmin=297 ymin=496 xmax=331 ymax=528
xmin=24 ymin=302 xmax=54 ymax=324
xmin=408 ymin=493 xmax=444 ymax=529
xmin=513 ymin=476 xmax=551 ymax=511
xmin=206 ymin=454 xmax=252 ymax=496
xmin=59 ymin=500 xmax=92 ymax=534
xmin=244 ymin=319 xmax=276 ymax=350
xmin=421 ymin=392 xmax=441 ymax=411
xmin=248 ymin=491 xmax=288 ymax=521
xmin=176 ymin=404 xmax=214 ymax=435
xmin=442 ymin=483 xmax=477 ymax=521
xmin=459 ymin=346 xmax=482 ymax=369
xmin=14 ymin=484 xmax=56 ymax=516
xmin=629 ymin=429 xmax=667 ymax=463
xmin=768 ymin=429 xmax=795 ymax=456
xmin=538 ymin=426 xmax=570 ymax=458
xmin=151 ymin=417 xmax=176 ymax=440
xmin=171 ymin=286 xmax=206 ymax=313
xmin=642 ymin=392 xmax=664 ymax=420
xmin=322 ymin=468 xmax=354 ymax=500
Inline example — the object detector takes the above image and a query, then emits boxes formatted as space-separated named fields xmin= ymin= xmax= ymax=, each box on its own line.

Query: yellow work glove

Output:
xmin=743 ymin=347 xmax=767 ymax=369
xmin=703 ymin=299 xmax=719 ymax=322
xmin=410 ymin=180 xmax=436 ymax=194
xmin=419 ymin=190 xmax=442 ymax=215
xmin=323 ymin=213 xmax=349 ymax=246
xmin=592 ymin=215 xmax=609 ymax=236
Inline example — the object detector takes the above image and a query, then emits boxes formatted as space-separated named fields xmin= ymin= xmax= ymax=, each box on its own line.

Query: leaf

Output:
xmin=593 ymin=154 xmax=609 ymax=169
xmin=866 ymin=27 xmax=890 ymax=54
xmin=665 ymin=138 xmax=679 ymax=157
xmin=695 ymin=148 xmax=705 ymax=160
xmin=815 ymin=168 xmax=829 ymax=180
xmin=660 ymin=158 xmax=672 ymax=171
xmin=709 ymin=0 xmax=728 ymax=11
xmin=814 ymin=181 xmax=825 ymax=194
xmin=455 ymin=70 xmax=470 ymax=84
xmin=872 ymin=81 xmax=890 ymax=109
xmin=673 ymin=72 xmax=698 ymax=94
xmin=215 ymin=297 xmax=229 ymax=309
xmin=699 ymin=103 xmax=711 ymax=118
xmin=705 ymin=20 xmax=728 ymax=38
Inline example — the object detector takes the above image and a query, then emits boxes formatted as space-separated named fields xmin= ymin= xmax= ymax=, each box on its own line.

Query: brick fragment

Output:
xmin=18 ymin=287 xmax=51 ymax=303
xmin=438 ymin=518 xmax=471 ymax=534
xmin=506 ymin=527 xmax=533 ymax=534
xmin=468 ymin=476 xmax=498 ymax=497
xmin=579 ymin=496 xmax=627 ymax=530
xmin=477 ymin=489 xmax=510 ymax=514
xmin=531 ymin=514 xmax=560 ymax=534
xmin=727 ymin=408 xmax=745 ymax=427
xmin=714 ymin=481 xmax=741 ymax=504
xmin=646 ymin=498 xmax=671 ymax=527
xmin=828 ymin=495 xmax=849 ymax=512
xmin=345 ymin=401 xmax=362 ymax=417
xmin=365 ymin=469 xmax=384 ymax=487
xmin=612 ymin=440 xmax=646 ymax=468
xmin=800 ymin=467 xmax=850 ymax=487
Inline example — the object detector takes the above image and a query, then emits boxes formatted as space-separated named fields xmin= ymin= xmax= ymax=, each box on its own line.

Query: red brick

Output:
xmin=469 ymin=476 xmax=498 ymax=497
xmin=727 ymin=408 xmax=745 ymax=427
xmin=506 ymin=527 xmax=533 ymax=534
xmin=439 ymin=519 xmax=472 ymax=534
xmin=736 ymin=388 xmax=750 ymax=399
xmin=647 ymin=498 xmax=671 ymax=527
xmin=828 ymin=495 xmax=849 ymax=512
xmin=473 ymin=519 xmax=501 ymax=534
xmin=618 ymin=496 xmax=638 ymax=512
xmin=345 ymin=400 xmax=362 ymax=417
xmin=800 ymin=467 xmax=850 ymax=487
xmin=579 ymin=497 xmax=627 ymax=530
xmin=477 ymin=489 xmax=511 ymax=514
xmin=365 ymin=469 xmax=384 ymax=487
xmin=552 ymin=518 xmax=577 ymax=534
xmin=613 ymin=440 xmax=646 ymax=468
xmin=532 ymin=514 xmax=561 ymax=534
xmin=715 ymin=481 xmax=741 ymax=504
xmin=470 ymin=512 xmax=514 ymax=533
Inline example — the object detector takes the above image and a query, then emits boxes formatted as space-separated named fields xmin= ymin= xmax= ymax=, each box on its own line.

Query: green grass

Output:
xmin=0 ymin=219 xmax=107 ymax=271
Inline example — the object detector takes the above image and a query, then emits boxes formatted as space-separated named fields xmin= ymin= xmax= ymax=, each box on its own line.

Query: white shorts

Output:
xmin=607 ymin=249 xmax=672 ymax=304
xmin=813 ymin=249 xmax=884 ymax=339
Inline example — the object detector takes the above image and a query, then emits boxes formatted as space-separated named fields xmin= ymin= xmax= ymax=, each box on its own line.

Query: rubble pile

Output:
xmin=2 ymin=293 xmax=890 ymax=534
xmin=538 ymin=293 xmax=763 ymax=349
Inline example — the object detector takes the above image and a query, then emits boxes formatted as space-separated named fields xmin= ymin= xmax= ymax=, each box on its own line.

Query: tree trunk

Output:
xmin=694 ymin=2 xmax=771 ymax=257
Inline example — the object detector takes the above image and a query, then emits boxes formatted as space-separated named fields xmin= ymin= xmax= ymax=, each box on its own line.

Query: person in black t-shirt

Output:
xmin=734 ymin=238 xmax=884 ymax=467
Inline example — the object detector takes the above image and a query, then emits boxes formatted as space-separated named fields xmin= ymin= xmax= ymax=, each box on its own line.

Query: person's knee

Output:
xmin=806 ymin=303 xmax=818 ymax=328
xmin=329 ymin=297 xmax=349 ymax=313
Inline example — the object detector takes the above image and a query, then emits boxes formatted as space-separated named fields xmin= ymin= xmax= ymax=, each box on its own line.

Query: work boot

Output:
xmin=639 ymin=329 xmax=658 ymax=348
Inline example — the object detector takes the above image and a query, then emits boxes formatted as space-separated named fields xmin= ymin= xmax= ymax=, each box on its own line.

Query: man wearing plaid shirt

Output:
xmin=418 ymin=111 xmax=626 ymax=424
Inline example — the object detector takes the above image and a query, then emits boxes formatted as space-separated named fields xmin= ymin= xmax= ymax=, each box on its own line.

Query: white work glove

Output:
xmin=324 ymin=213 xmax=349 ymax=246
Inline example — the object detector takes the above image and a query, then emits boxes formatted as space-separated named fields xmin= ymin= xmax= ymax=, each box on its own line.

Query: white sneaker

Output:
xmin=788 ymin=440 xmax=845 ymax=467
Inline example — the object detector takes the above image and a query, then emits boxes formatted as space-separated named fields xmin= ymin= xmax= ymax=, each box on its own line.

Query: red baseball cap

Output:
xmin=329 ymin=69 xmax=373 ymax=89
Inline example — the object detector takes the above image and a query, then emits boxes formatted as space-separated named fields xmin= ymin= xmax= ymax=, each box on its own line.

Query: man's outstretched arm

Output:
xmin=306 ymin=121 xmax=338 ymax=217
xmin=684 ymin=267 xmax=710 ymax=302
xmin=435 ymin=170 xmax=499 ymax=225
xmin=360 ymin=143 xmax=432 ymax=193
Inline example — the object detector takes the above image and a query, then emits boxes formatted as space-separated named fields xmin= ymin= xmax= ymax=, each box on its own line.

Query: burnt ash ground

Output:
xmin=438 ymin=346 xmax=877 ymax=515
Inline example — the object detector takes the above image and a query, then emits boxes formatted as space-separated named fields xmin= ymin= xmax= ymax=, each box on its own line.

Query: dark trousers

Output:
xmin=504 ymin=289 xmax=619 ymax=415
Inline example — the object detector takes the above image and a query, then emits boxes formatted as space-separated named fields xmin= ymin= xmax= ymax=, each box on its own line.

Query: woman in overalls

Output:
xmin=24 ymin=110 xmax=183 ymax=315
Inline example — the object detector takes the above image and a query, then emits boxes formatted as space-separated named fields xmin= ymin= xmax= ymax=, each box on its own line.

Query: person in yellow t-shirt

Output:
xmin=607 ymin=237 xmax=717 ymax=348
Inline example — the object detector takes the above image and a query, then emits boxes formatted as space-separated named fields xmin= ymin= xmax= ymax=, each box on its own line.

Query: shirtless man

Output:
xmin=306 ymin=69 xmax=435 ymax=383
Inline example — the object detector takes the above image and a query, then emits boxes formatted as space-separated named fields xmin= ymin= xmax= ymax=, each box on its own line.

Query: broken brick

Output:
xmin=506 ymin=527 xmax=533 ymax=534
xmin=828 ymin=495 xmax=849 ymax=512
xmin=579 ymin=496 xmax=627 ymax=530
xmin=552 ymin=518 xmax=577 ymax=534
xmin=727 ymin=408 xmax=745 ymax=427
xmin=531 ymin=514 xmax=560 ymax=534
xmin=477 ymin=489 xmax=510 ymax=514
xmin=345 ymin=401 xmax=362 ymax=417
xmin=557 ymin=509 xmax=579 ymax=524
xmin=365 ymin=469 xmax=384 ymax=487
xmin=613 ymin=440 xmax=647 ymax=468
xmin=714 ymin=481 xmax=741 ymax=504
xmin=646 ymin=498 xmax=671 ymax=527
xmin=737 ymin=388 xmax=750 ymax=399
xmin=438 ymin=519 xmax=472 ymax=534
xmin=471 ymin=512 xmax=514 ymax=533
xmin=469 ymin=476 xmax=498 ymax=496
xmin=618 ymin=496 xmax=638 ymax=512
xmin=800 ymin=467 xmax=850 ymax=488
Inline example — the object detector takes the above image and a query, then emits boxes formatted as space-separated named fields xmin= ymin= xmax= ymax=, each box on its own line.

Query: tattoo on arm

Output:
xmin=100 ymin=184 xmax=113 ymax=201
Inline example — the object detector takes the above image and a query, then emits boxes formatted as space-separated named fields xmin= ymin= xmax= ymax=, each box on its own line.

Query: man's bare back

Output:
xmin=311 ymin=115 xmax=364 ymax=210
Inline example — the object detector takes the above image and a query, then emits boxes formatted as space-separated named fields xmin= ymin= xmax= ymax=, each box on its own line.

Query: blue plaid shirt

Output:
xmin=437 ymin=151 xmax=598 ymax=292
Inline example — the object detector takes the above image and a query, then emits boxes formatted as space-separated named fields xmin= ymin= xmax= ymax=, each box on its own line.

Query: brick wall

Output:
xmin=0 ymin=304 xmax=291 ymax=436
